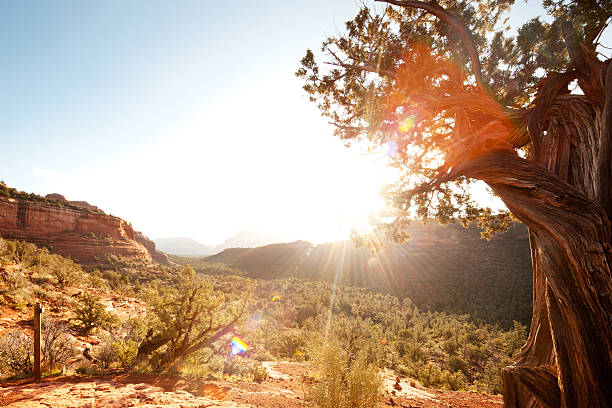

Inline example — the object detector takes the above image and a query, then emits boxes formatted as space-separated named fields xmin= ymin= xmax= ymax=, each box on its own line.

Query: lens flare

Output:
xmin=384 ymin=141 xmax=398 ymax=158
xmin=230 ymin=336 xmax=249 ymax=356
xmin=398 ymin=116 xmax=415 ymax=133
xmin=247 ymin=312 xmax=263 ymax=331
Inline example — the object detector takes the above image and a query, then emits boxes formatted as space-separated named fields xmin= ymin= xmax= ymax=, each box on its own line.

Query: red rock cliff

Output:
xmin=0 ymin=193 xmax=169 ymax=267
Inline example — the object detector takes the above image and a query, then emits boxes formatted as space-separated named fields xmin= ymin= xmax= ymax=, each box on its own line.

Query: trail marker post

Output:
xmin=33 ymin=302 xmax=43 ymax=382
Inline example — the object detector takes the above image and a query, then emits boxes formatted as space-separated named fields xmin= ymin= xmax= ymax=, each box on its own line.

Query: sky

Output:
xmin=1 ymin=1 xmax=610 ymax=246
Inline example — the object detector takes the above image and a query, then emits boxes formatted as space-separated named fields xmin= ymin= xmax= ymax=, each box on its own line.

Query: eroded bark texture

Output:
xmin=463 ymin=89 xmax=612 ymax=407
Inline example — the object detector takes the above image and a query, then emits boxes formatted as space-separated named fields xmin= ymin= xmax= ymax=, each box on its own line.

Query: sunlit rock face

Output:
xmin=134 ymin=230 xmax=171 ymax=265
xmin=0 ymin=194 xmax=169 ymax=267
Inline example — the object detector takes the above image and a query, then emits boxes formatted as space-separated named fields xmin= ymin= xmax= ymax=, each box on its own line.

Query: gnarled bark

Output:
xmin=463 ymin=151 xmax=612 ymax=408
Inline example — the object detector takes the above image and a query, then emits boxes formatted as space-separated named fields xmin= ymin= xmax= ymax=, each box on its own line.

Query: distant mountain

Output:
xmin=154 ymin=237 xmax=213 ymax=256
xmin=200 ymin=222 xmax=533 ymax=328
xmin=211 ymin=230 xmax=296 ymax=254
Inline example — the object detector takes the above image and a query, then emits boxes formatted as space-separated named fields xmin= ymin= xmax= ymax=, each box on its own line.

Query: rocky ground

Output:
xmin=0 ymin=361 xmax=502 ymax=408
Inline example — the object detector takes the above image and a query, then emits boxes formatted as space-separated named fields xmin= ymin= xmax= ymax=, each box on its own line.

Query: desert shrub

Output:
xmin=12 ymin=286 xmax=36 ymax=310
xmin=41 ymin=318 xmax=75 ymax=371
xmin=0 ymin=240 xmax=41 ymax=269
xmin=180 ymin=348 xmax=225 ymax=379
xmin=137 ymin=266 xmax=252 ymax=370
xmin=253 ymin=350 xmax=274 ymax=362
xmin=1 ymin=268 xmax=28 ymax=291
xmin=307 ymin=336 xmax=382 ymax=408
xmin=252 ymin=362 xmax=269 ymax=382
xmin=121 ymin=317 xmax=148 ymax=343
xmin=73 ymin=292 xmax=115 ymax=334
xmin=465 ymin=344 xmax=489 ymax=365
xmin=478 ymin=356 xmax=512 ymax=394
xmin=97 ymin=337 xmax=138 ymax=368
xmin=97 ymin=339 xmax=116 ymax=368
xmin=0 ymin=330 xmax=33 ymax=377
xmin=417 ymin=362 xmax=444 ymax=387
xmin=276 ymin=331 xmax=305 ymax=358
xmin=442 ymin=370 xmax=468 ymax=390
xmin=447 ymin=355 xmax=468 ymax=375
xmin=224 ymin=355 xmax=258 ymax=378
xmin=33 ymin=286 xmax=49 ymax=301
xmin=48 ymin=256 xmax=81 ymax=286
xmin=86 ymin=271 xmax=108 ymax=290
xmin=101 ymin=269 xmax=129 ymax=290
xmin=112 ymin=340 xmax=138 ymax=367
xmin=221 ymin=357 xmax=268 ymax=382
xmin=442 ymin=339 xmax=460 ymax=355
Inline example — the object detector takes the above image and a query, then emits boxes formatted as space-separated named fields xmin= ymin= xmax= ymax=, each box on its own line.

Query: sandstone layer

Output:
xmin=0 ymin=193 xmax=169 ymax=267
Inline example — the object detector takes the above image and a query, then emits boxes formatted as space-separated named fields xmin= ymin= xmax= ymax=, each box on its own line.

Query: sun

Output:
xmin=293 ymin=146 xmax=396 ymax=244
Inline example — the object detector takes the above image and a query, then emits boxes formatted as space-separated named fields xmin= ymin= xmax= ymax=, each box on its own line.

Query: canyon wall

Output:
xmin=0 ymin=193 xmax=169 ymax=266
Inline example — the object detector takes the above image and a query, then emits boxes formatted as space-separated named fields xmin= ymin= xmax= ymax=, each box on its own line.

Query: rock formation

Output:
xmin=134 ymin=231 xmax=171 ymax=265
xmin=0 ymin=185 xmax=170 ymax=266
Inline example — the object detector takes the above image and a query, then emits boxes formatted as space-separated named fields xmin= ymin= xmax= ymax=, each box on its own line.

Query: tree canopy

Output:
xmin=297 ymin=0 xmax=610 ymax=237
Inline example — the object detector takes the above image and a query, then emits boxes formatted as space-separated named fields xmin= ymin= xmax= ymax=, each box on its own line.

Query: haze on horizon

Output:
xmin=2 ymin=1 xmax=606 ymax=247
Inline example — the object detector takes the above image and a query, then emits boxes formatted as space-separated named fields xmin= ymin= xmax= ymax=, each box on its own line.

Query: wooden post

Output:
xmin=33 ymin=303 xmax=42 ymax=382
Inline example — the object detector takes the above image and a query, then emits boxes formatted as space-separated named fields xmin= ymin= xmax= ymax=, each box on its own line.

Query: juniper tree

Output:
xmin=135 ymin=266 xmax=251 ymax=370
xmin=298 ymin=1 xmax=612 ymax=407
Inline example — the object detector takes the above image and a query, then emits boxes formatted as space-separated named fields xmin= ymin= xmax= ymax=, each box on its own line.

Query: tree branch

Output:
xmin=375 ymin=0 xmax=486 ymax=90
xmin=528 ymin=71 xmax=577 ymax=163
xmin=326 ymin=61 xmax=396 ymax=77
xmin=561 ymin=19 xmax=605 ymax=104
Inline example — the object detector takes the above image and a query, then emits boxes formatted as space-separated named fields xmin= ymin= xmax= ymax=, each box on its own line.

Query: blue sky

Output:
xmin=1 ymin=1 xmax=609 ymax=245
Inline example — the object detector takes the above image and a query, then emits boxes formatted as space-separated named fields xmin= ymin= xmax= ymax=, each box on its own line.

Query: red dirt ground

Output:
xmin=1 ymin=361 xmax=502 ymax=408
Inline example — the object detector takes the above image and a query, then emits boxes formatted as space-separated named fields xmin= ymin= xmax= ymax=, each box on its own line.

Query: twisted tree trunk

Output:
xmin=463 ymin=88 xmax=612 ymax=406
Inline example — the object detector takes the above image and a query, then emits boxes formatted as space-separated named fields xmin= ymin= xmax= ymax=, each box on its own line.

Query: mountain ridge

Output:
xmin=190 ymin=222 xmax=532 ymax=327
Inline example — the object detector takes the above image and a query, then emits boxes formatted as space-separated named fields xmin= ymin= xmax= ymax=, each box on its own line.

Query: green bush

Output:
xmin=307 ymin=336 xmax=382 ymax=408
xmin=97 ymin=338 xmax=138 ymax=368
xmin=48 ymin=257 xmax=81 ymax=286
xmin=447 ymin=355 xmax=468 ymax=375
xmin=224 ymin=355 xmax=259 ymax=378
xmin=0 ymin=240 xmax=41 ymax=269
xmin=252 ymin=363 xmax=269 ymax=382
xmin=73 ymin=292 xmax=115 ymax=334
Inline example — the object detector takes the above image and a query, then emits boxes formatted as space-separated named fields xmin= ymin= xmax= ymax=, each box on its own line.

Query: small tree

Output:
xmin=135 ymin=266 xmax=252 ymax=370
xmin=73 ymin=292 xmax=114 ymax=334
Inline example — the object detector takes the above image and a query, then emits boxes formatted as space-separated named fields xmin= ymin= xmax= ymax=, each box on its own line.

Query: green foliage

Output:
xmin=136 ymin=266 xmax=252 ymax=370
xmin=47 ymin=256 xmax=81 ymax=286
xmin=0 ymin=239 xmax=42 ymax=269
xmin=252 ymin=362 xmax=269 ymax=382
xmin=187 ymin=225 xmax=533 ymax=329
xmin=73 ymin=292 xmax=116 ymax=334
xmin=297 ymin=0 xmax=608 ymax=238
xmin=244 ymin=278 xmax=526 ymax=393
xmin=276 ymin=331 xmax=305 ymax=358
xmin=0 ymin=239 xmax=84 ymax=306
xmin=307 ymin=335 xmax=383 ymax=408
xmin=97 ymin=338 xmax=138 ymax=368
xmin=0 ymin=236 xmax=529 ymax=392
